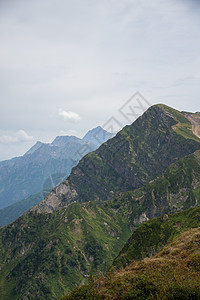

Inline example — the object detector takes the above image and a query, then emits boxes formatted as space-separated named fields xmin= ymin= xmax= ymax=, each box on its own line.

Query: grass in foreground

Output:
xmin=62 ymin=227 xmax=200 ymax=300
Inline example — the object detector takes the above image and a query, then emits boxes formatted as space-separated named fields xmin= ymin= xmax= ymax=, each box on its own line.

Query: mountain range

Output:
xmin=0 ymin=104 xmax=200 ymax=299
xmin=0 ymin=126 xmax=113 ymax=225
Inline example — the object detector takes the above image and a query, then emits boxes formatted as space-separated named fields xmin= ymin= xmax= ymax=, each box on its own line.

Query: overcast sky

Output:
xmin=0 ymin=0 xmax=200 ymax=161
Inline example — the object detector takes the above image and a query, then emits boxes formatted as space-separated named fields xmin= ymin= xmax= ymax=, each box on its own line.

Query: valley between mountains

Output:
xmin=0 ymin=104 xmax=200 ymax=299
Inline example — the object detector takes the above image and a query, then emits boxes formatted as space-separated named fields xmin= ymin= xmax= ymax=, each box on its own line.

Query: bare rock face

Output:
xmin=31 ymin=181 xmax=78 ymax=213
xmin=134 ymin=212 xmax=149 ymax=225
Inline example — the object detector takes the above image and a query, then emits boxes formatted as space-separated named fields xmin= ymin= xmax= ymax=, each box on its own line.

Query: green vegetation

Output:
xmin=113 ymin=205 xmax=200 ymax=269
xmin=159 ymin=104 xmax=200 ymax=141
xmin=63 ymin=209 xmax=200 ymax=300
xmin=109 ymin=149 xmax=200 ymax=233
xmin=35 ymin=104 xmax=200 ymax=214
xmin=1 ymin=149 xmax=200 ymax=299
xmin=0 ymin=202 xmax=131 ymax=299
xmin=0 ymin=104 xmax=200 ymax=299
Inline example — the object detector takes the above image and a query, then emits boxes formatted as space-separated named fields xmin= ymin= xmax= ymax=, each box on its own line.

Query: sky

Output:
xmin=0 ymin=0 xmax=200 ymax=161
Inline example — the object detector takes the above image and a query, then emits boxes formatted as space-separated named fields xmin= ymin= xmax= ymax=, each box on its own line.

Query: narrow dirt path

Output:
xmin=74 ymin=241 xmax=90 ymax=266
xmin=186 ymin=114 xmax=200 ymax=139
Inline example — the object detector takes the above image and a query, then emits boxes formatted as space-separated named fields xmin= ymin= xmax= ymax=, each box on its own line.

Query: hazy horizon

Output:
xmin=0 ymin=0 xmax=200 ymax=160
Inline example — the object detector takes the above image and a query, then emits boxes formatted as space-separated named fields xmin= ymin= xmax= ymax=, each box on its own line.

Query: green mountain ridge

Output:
xmin=31 ymin=104 xmax=200 ymax=214
xmin=0 ymin=104 xmax=200 ymax=299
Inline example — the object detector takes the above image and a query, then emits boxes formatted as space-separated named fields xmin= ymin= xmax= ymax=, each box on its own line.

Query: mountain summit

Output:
xmin=83 ymin=126 xmax=114 ymax=146
xmin=32 ymin=104 xmax=200 ymax=214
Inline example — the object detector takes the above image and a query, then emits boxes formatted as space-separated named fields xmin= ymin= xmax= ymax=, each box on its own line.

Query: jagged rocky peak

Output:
xmin=31 ymin=104 xmax=200 ymax=214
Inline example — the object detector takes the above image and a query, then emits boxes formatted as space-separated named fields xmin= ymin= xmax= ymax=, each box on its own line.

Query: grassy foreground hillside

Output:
xmin=63 ymin=205 xmax=200 ymax=300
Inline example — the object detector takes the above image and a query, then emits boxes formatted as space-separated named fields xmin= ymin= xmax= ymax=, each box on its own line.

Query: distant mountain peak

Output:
xmin=25 ymin=141 xmax=44 ymax=156
xmin=83 ymin=126 xmax=114 ymax=146
xmin=0 ymin=125 xmax=113 ymax=211
xmin=51 ymin=135 xmax=82 ymax=147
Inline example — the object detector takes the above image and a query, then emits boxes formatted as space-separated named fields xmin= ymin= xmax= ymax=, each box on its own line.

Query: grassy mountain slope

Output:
xmin=113 ymin=196 xmax=200 ymax=270
xmin=0 ymin=201 xmax=131 ymax=300
xmin=1 ymin=149 xmax=200 ymax=299
xmin=33 ymin=104 xmax=200 ymax=213
xmin=63 ymin=206 xmax=200 ymax=300
xmin=0 ymin=104 xmax=200 ymax=299
xmin=112 ymin=148 xmax=200 ymax=229
xmin=158 ymin=104 xmax=200 ymax=141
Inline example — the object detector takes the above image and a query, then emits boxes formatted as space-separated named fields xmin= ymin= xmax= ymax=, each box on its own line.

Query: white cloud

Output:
xmin=0 ymin=130 xmax=33 ymax=144
xmin=59 ymin=109 xmax=81 ymax=122
xmin=17 ymin=130 xmax=34 ymax=141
